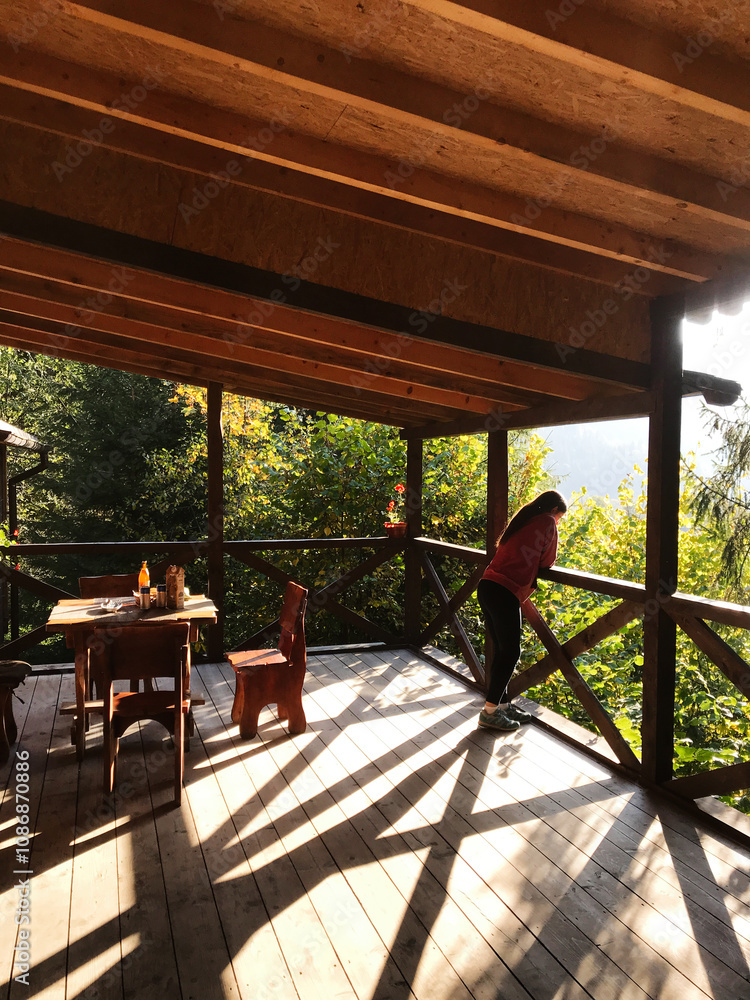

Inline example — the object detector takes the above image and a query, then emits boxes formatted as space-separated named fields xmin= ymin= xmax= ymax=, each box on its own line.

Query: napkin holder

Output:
xmin=165 ymin=565 xmax=185 ymax=610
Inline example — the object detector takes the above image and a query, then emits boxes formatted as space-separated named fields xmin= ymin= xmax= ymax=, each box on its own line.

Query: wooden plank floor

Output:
xmin=2 ymin=649 xmax=750 ymax=1000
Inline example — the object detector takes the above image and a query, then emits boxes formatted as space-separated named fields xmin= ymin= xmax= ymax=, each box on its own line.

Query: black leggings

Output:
xmin=477 ymin=579 xmax=521 ymax=704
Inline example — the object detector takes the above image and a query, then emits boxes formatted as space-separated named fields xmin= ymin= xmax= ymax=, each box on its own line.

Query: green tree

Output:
xmin=0 ymin=351 xmax=206 ymax=657
xmin=685 ymin=400 xmax=750 ymax=600
xmin=0 ymin=350 xmax=205 ymax=546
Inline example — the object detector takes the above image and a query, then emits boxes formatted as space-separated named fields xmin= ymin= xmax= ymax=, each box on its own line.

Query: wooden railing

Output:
xmin=0 ymin=536 xmax=409 ymax=658
xmin=2 ymin=535 xmax=749 ymax=802
xmin=415 ymin=541 xmax=750 ymax=803
xmin=223 ymin=536 xmax=408 ymax=648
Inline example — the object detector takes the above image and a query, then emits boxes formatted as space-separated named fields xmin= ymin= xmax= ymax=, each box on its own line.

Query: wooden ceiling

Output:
xmin=0 ymin=0 xmax=748 ymax=430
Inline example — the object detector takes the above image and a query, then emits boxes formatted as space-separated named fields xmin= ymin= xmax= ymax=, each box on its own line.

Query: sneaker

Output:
xmin=478 ymin=708 xmax=520 ymax=731
xmin=503 ymin=703 xmax=532 ymax=723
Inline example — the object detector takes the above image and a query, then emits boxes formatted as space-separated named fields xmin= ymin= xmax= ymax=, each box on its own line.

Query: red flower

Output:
xmin=12 ymin=529 xmax=18 ymax=537
xmin=384 ymin=482 xmax=406 ymax=524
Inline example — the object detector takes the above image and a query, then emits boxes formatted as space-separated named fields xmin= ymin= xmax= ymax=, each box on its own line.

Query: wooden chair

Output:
xmin=79 ymin=572 xmax=140 ymax=598
xmin=97 ymin=622 xmax=191 ymax=804
xmin=80 ymin=573 xmax=144 ymax=697
xmin=226 ymin=582 xmax=308 ymax=740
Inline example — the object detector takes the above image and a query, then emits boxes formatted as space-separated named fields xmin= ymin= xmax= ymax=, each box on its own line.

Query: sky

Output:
xmin=543 ymin=301 xmax=750 ymax=503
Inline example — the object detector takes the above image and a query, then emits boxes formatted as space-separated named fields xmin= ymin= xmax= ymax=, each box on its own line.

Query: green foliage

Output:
xmin=1 ymin=352 xmax=205 ymax=546
xmin=0 ymin=351 xmax=206 ymax=655
xmin=3 ymin=350 xmax=749 ymax=815
xmin=686 ymin=401 xmax=750 ymax=600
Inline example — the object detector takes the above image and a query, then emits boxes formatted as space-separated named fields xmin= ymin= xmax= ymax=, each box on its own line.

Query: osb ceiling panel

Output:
xmin=0 ymin=0 xmax=746 ymax=430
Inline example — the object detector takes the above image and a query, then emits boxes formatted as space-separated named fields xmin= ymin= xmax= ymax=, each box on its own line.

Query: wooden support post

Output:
xmin=642 ymin=296 xmax=684 ymax=784
xmin=0 ymin=445 xmax=6 ymax=639
xmin=483 ymin=430 xmax=509 ymax=691
xmin=206 ymin=382 xmax=225 ymax=662
xmin=486 ymin=430 xmax=509 ymax=553
xmin=404 ymin=437 xmax=423 ymax=643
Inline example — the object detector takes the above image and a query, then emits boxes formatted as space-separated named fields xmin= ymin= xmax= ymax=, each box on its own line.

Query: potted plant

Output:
xmin=384 ymin=483 xmax=407 ymax=537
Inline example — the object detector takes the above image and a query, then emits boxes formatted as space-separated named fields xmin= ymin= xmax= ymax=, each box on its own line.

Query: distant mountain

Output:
xmin=537 ymin=397 xmax=718 ymax=504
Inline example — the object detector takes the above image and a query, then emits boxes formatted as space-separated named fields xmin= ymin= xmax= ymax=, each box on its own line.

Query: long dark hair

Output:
xmin=497 ymin=490 xmax=567 ymax=546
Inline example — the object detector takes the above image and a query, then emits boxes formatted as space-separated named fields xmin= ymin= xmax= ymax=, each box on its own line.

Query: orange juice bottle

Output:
xmin=138 ymin=561 xmax=150 ymax=591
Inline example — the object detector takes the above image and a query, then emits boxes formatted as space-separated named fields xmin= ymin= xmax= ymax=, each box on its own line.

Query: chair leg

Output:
xmin=282 ymin=664 xmax=307 ymax=735
xmin=0 ymin=687 xmax=11 ymax=766
xmin=237 ymin=680 xmax=262 ymax=740
xmin=102 ymin=692 xmax=116 ymax=795
xmin=84 ymin=661 xmax=92 ymax=732
xmin=285 ymin=701 xmax=306 ymax=735
xmin=4 ymin=686 xmax=18 ymax=747
xmin=174 ymin=709 xmax=185 ymax=804
xmin=231 ymin=675 xmax=244 ymax=725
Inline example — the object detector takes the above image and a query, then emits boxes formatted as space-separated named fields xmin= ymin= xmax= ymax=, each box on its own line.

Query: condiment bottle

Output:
xmin=138 ymin=561 xmax=150 ymax=591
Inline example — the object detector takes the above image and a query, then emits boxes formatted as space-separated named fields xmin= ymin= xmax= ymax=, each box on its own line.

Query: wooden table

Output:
xmin=46 ymin=595 xmax=218 ymax=759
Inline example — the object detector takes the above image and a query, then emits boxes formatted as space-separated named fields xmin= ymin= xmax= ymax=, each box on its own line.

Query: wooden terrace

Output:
xmin=3 ymin=4 xmax=750 ymax=994
xmin=2 ymin=648 xmax=750 ymax=1000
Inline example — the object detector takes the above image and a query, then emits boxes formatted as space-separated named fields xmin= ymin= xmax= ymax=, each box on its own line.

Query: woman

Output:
xmin=476 ymin=490 xmax=567 ymax=731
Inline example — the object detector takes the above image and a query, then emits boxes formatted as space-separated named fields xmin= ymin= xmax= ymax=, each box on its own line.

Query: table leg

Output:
xmin=185 ymin=636 xmax=193 ymax=748
xmin=73 ymin=635 xmax=88 ymax=761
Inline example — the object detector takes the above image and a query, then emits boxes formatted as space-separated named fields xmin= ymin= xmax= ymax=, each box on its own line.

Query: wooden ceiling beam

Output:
xmin=0 ymin=285 xmax=518 ymax=416
xmin=0 ymin=86 xmax=687 ymax=296
xmin=0 ymin=44 xmax=730 ymax=280
xmin=48 ymin=0 xmax=750 ymax=236
xmin=0 ymin=206 xmax=653 ymax=391
xmin=0 ymin=324 xmax=415 ymax=425
xmin=0 ymin=270 xmax=576 ymax=410
xmin=0 ymin=238 xmax=623 ymax=402
xmin=0 ymin=310 xmax=471 ymax=425
xmin=402 ymin=390 xmax=659 ymax=440
xmin=447 ymin=0 xmax=750 ymax=122
xmin=402 ymin=368 xmax=743 ymax=439
xmin=0 ymin=322 xmax=214 ymax=388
